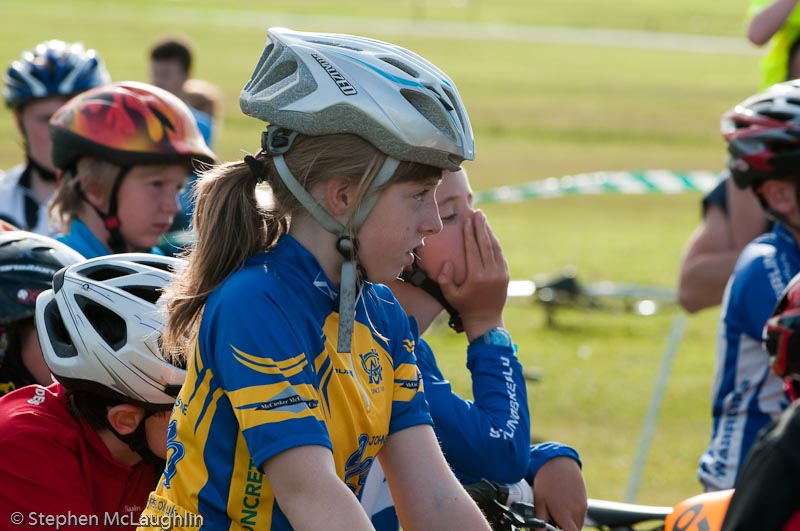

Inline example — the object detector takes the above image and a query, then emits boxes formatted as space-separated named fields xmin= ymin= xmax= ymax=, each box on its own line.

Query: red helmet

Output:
xmin=764 ymin=272 xmax=800 ymax=400
xmin=721 ymin=80 xmax=800 ymax=190
xmin=50 ymin=81 xmax=216 ymax=171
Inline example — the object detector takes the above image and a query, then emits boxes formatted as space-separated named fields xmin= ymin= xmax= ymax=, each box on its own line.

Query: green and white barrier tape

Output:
xmin=474 ymin=170 xmax=723 ymax=204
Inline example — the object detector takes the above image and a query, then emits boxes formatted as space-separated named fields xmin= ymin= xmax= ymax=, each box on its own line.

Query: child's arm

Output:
xmin=380 ymin=424 xmax=492 ymax=531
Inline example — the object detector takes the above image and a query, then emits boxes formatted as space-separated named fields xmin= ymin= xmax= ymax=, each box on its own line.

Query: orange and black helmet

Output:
xmin=50 ymin=81 xmax=216 ymax=171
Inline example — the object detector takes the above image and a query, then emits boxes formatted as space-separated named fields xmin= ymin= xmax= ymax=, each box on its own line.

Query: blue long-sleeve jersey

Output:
xmin=415 ymin=334 xmax=579 ymax=483
xmin=362 ymin=326 xmax=580 ymax=531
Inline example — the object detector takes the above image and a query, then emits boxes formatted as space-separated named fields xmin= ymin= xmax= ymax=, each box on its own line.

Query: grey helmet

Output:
xmin=35 ymin=253 xmax=186 ymax=408
xmin=240 ymin=27 xmax=474 ymax=170
xmin=240 ymin=28 xmax=475 ymax=353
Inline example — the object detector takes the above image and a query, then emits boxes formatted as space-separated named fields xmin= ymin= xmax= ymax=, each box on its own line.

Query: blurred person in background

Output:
xmin=677 ymin=174 xmax=769 ymax=314
xmin=0 ymin=254 xmax=186 ymax=526
xmin=149 ymin=36 xmax=213 ymax=146
xmin=184 ymin=77 xmax=223 ymax=127
xmin=677 ymin=6 xmax=795 ymax=314
xmin=698 ymin=81 xmax=800 ymax=492
xmin=0 ymin=230 xmax=84 ymax=397
xmin=748 ymin=0 xmax=800 ymax=90
xmin=149 ymin=36 xmax=220 ymax=240
xmin=0 ymin=40 xmax=110 ymax=236
xmin=362 ymin=167 xmax=586 ymax=531
xmin=48 ymin=81 xmax=215 ymax=258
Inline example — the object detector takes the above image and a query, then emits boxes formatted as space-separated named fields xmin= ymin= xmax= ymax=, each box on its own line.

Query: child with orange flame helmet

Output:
xmin=49 ymin=81 xmax=216 ymax=257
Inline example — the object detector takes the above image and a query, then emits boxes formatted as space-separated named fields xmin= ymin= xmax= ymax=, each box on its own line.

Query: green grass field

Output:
xmin=1 ymin=0 xmax=761 ymax=508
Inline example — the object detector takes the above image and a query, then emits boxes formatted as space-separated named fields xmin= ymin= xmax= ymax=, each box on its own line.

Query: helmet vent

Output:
xmin=441 ymin=86 xmax=466 ymax=131
xmin=763 ymin=111 xmax=796 ymax=122
xmin=75 ymin=295 xmax=126 ymax=351
xmin=41 ymin=298 xmax=78 ymax=359
xmin=121 ymin=285 xmax=162 ymax=305
xmin=379 ymin=57 xmax=419 ymax=78
xmin=80 ymin=264 xmax=136 ymax=281
xmin=262 ymin=59 xmax=298 ymax=89
xmin=308 ymin=39 xmax=362 ymax=52
xmin=138 ymin=260 xmax=177 ymax=274
xmin=400 ymin=88 xmax=456 ymax=144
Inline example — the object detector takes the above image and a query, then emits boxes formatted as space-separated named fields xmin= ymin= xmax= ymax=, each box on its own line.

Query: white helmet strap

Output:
xmin=268 ymin=130 xmax=400 ymax=353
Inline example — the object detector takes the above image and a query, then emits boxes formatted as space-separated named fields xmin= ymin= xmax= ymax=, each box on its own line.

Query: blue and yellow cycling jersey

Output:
xmin=140 ymin=234 xmax=431 ymax=531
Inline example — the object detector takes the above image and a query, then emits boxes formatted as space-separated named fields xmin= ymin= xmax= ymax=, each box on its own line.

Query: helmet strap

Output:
xmin=25 ymin=154 xmax=58 ymax=183
xmin=110 ymin=409 xmax=168 ymax=467
xmin=72 ymin=393 xmax=167 ymax=466
xmin=18 ymin=165 xmax=42 ymax=230
xmin=263 ymin=127 xmax=400 ymax=352
xmin=77 ymin=166 xmax=131 ymax=253
xmin=400 ymin=262 xmax=464 ymax=333
xmin=104 ymin=166 xmax=131 ymax=253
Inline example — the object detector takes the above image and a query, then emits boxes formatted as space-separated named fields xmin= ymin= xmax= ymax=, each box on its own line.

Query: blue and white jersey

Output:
xmin=0 ymin=164 xmax=53 ymax=236
xmin=140 ymin=234 xmax=431 ymax=531
xmin=699 ymin=223 xmax=799 ymax=491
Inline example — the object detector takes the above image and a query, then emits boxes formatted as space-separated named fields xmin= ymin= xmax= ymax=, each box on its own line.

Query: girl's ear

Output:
xmin=79 ymin=172 xmax=107 ymax=209
xmin=322 ymin=175 xmax=357 ymax=217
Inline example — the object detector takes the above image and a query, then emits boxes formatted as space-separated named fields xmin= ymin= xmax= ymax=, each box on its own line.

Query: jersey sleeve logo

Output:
xmin=255 ymin=392 xmax=319 ymax=411
xmin=396 ymin=367 xmax=422 ymax=391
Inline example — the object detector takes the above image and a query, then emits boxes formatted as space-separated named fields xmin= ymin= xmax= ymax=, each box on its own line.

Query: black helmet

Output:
xmin=722 ymin=80 xmax=800 ymax=190
xmin=0 ymin=231 xmax=85 ymax=325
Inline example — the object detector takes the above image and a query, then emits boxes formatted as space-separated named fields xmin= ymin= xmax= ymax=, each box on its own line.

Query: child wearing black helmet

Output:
xmin=721 ymin=272 xmax=800 ymax=530
xmin=0 ymin=230 xmax=84 ymax=396
xmin=699 ymin=80 xmax=800 ymax=492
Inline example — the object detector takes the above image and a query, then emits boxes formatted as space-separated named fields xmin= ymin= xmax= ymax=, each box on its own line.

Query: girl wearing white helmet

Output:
xmin=0 ymin=254 xmax=186 ymax=525
xmin=138 ymin=27 xmax=489 ymax=531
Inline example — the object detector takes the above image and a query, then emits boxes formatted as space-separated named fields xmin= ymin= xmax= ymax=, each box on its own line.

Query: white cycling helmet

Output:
xmin=240 ymin=27 xmax=474 ymax=170
xmin=240 ymin=28 xmax=475 ymax=353
xmin=35 ymin=253 xmax=185 ymax=408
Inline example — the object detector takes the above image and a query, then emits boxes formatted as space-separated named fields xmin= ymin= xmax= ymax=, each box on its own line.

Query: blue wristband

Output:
xmin=470 ymin=327 xmax=513 ymax=348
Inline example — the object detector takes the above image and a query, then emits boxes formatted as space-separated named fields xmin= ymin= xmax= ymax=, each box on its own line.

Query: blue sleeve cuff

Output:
xmin=526 ymin=441 xmax=582 ymax=482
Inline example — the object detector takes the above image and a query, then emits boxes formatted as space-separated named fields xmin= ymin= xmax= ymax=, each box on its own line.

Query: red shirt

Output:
xmin=0 ymin=383 xmax=158 ymax=530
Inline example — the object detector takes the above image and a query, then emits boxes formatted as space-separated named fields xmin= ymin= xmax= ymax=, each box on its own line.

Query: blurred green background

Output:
xmin=1 ymin=0 xmax=760 ymax=507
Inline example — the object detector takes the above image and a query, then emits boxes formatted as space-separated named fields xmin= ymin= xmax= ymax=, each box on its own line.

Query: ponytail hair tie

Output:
xmin=244 ymin=155 xmax=267 ymax=184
